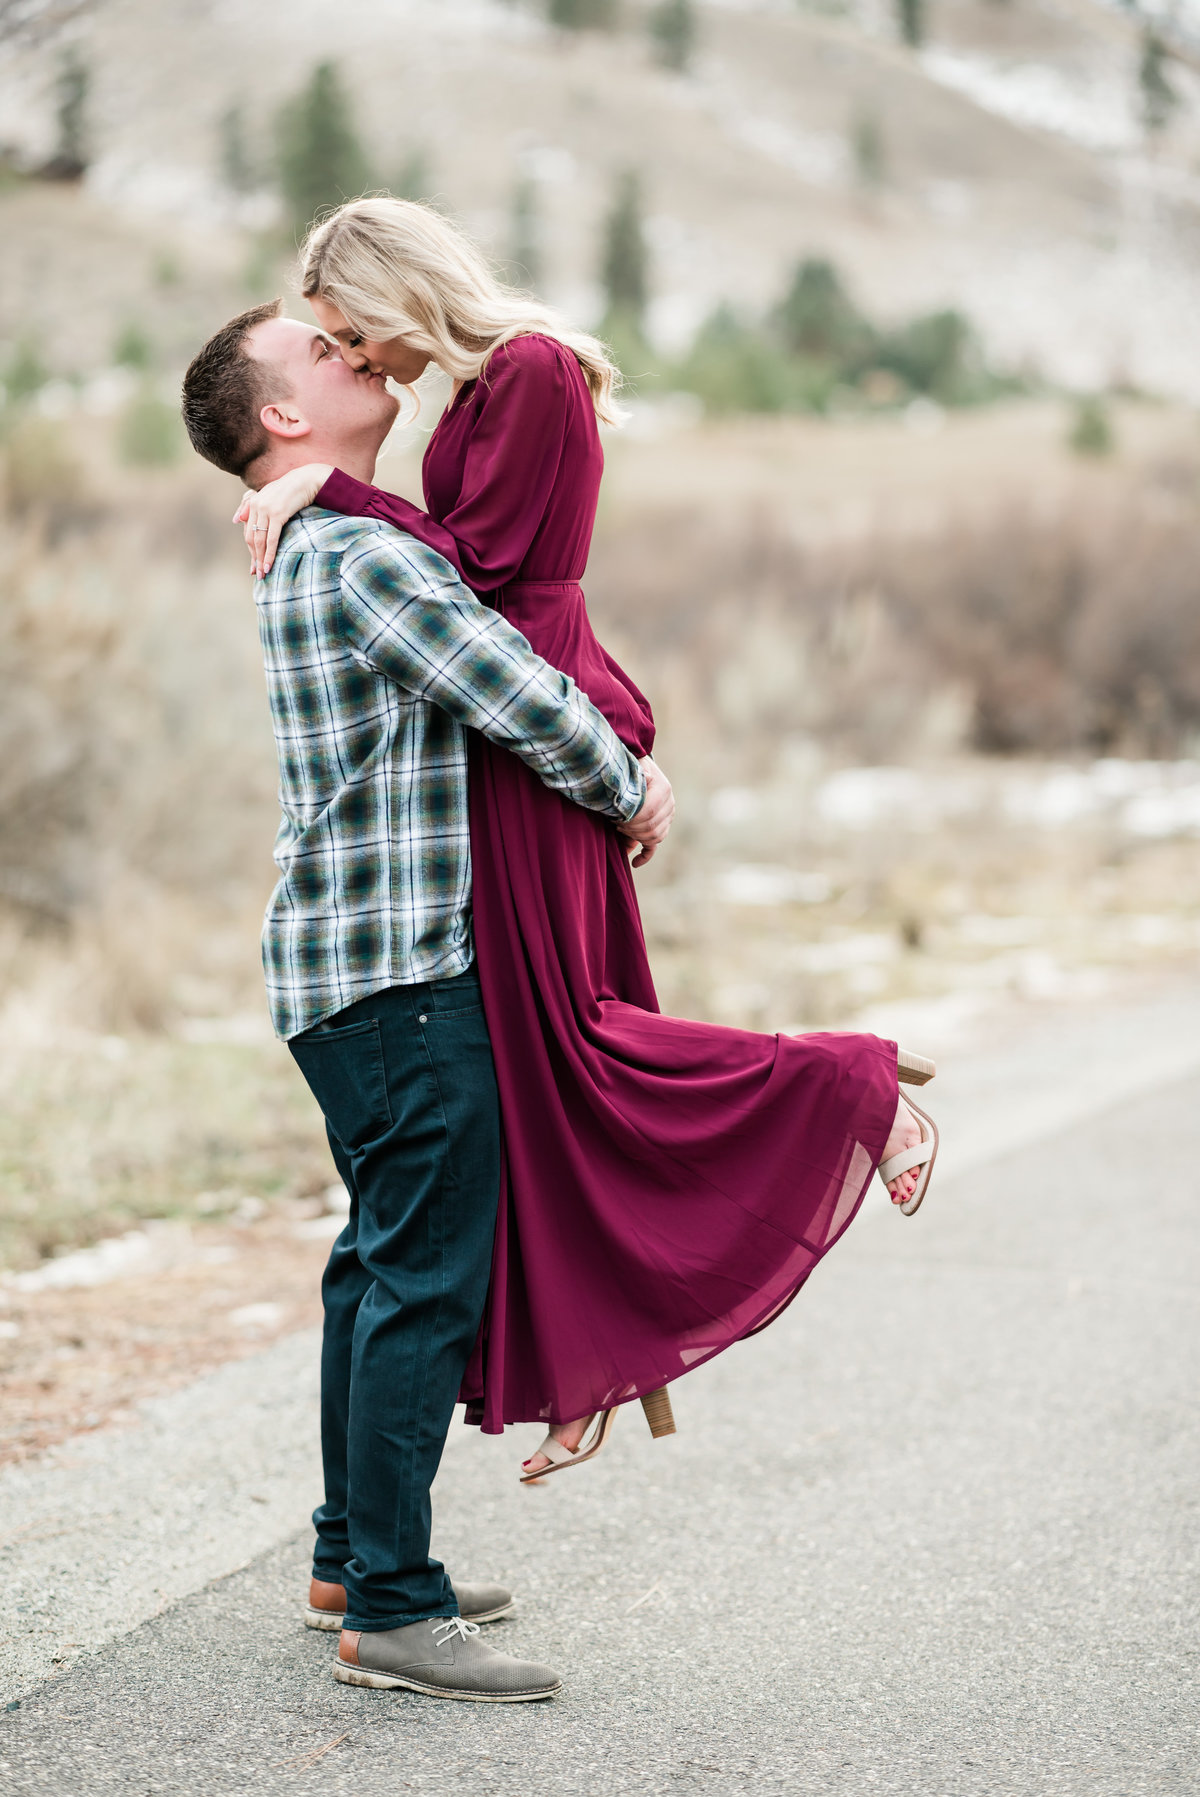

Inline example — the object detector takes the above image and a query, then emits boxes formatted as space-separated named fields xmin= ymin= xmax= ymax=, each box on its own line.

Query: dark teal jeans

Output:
xmin=288 ymin=970 xmax=499 ymax=1633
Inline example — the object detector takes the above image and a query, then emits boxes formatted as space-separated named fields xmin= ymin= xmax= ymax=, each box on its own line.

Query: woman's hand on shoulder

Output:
xmin=234 ymin=463 xmax=333 ymax=578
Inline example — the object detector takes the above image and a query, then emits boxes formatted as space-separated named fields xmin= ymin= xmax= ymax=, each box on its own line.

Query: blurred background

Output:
xmin=1 ymin=0 xmax=1199 ymax=1437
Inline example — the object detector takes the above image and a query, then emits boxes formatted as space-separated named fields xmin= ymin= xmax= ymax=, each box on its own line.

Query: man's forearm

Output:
xmin=510 ymin=678 xmax=645 ymax=822
xmin=341 ymin=549 xmax=644 ymax=822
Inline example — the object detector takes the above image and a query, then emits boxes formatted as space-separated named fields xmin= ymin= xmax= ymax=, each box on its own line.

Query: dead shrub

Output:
xmin=1 ymin=417 xmax=100 ymax=540
xmin=0 ymin=460 xmax=278 ymax=1022
xmin=586 ymin=484 xmax=1200 ymax=768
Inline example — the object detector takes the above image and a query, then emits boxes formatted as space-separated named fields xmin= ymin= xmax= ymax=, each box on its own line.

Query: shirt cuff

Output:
xmin=616 ymin=761 xmax=647 ymax=823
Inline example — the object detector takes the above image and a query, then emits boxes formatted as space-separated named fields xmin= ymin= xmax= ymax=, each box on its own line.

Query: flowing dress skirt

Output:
xmin=459 ymin=581 xmax=898 ymax=1433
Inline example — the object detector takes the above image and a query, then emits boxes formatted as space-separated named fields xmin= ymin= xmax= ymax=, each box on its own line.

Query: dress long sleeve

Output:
xmin=316 ymin=338 xmax=573 ymax=592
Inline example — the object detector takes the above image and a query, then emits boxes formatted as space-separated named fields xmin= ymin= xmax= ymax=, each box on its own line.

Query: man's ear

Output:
xmin=260 ymin=400 xmax=312 ymax=442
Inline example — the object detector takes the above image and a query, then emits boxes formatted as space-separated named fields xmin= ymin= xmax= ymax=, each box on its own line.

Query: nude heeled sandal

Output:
xmin=879 ymin=1093 xmax=939 ymax=1216
xmin=519 ymin=1386 xmax=676 ymax=1483
xmin=890 ymin=1048 xmax=938 ymax=1213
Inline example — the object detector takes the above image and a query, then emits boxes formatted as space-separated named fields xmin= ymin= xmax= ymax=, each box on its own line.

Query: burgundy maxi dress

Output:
xmin=316 ymin=334 xmax=898 ymax=1435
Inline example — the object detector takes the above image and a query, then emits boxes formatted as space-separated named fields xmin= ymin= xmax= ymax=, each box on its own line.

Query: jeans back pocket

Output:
xmin=289 ymin=1018 xmax=393 ymax=1152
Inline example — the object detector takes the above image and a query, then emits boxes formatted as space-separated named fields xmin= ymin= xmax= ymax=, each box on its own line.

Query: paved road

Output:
xmin=1 ymin=1051 xmax=1196 ymax=1793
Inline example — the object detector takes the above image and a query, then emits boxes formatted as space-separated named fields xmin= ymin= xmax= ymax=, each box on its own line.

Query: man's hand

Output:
xmin=618 ymin=756 xmax=675 ymax=868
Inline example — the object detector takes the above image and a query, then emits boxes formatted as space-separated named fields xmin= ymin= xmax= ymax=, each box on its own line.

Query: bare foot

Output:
xmin=881 ymin=1096 xmax=923 ymax=1206
xmin=522 ymin=1416 xmax=592 ymax=1478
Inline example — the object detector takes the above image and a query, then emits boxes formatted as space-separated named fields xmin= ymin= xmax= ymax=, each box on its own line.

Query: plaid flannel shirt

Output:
xmin=256 ymin=508 xmax=646 ymax=1039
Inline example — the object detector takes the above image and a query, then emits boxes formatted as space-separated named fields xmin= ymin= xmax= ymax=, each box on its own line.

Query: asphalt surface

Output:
xmin=1 ymin=1052 xmax=1197 ymax=1793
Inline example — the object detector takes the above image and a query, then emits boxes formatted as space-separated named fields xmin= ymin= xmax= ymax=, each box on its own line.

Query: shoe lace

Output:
xmin=432 ymin=1616 xmax=480 ymax=1647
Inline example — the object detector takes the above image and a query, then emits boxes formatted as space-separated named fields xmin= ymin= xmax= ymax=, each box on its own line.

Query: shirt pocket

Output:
xmin=289 ymin=1018 xmax=393 ymax=1151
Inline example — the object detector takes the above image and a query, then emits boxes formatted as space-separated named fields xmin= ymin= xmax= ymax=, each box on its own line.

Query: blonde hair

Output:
xmin=300 ymin=196 xmax=624 ymax=426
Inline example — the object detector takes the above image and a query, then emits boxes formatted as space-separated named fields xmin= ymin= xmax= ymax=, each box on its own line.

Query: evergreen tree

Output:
xmin=220 ymin=102 xmax=256 ymax=195
xmin=1139 ymin=29 xmax=1177 ymax=134
xmin=897 ymin=0 xmax=924 ymax=49
xmin=851 ymin=106 xmax=886 ymax=189
xmin=1069 ymin=395 xmax=1113 ymax=457
xmin=42 ymin=49 xmax=88 ymax=180
xmin=601 ymin=170 xmax=648 ymax=333
xmin=649 ymin=0 xmax=695 ymax=71
xmin=509 ymin=177 xmax=541 ymax=290
xmin=548 ymin=0 xmax=618 ymax=29
xmin=876 ymin=308 xmax=972 ymax=401
xmin=276 ymin=62 xmax=371 ymax=239
xmin=777 ymin=259 xmax=872 ymax=366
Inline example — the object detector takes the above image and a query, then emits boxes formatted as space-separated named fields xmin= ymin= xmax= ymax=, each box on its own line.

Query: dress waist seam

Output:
xmin=500 ymin=579 xmax=582 ymax=598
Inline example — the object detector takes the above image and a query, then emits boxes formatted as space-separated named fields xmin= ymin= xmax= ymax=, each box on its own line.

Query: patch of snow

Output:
xmin=86 ymin=154 xmax=280 ymax=229
xmin=1003 ymin=768 xmax=1104 ymax=829
xmin=1122 ymin=784 xmax=1200 ymax=838
xmin=904 ymin=398 xmax=946 ymax=437
xmin=718 ymin=864 xmax=833 ymax=906
xmin=291 ymin=1187 xmax=349 ymax=1243
xmin=920 ymin=48 xmax=1139 ymax=154
xmin=34 ymin=381 xmax=80 ymax=420
xmin=1001 ymin=761 xmax=1200 ymax=835
xmin=621 ymin=391 xmax=705 ymax=440
xmin=175 ymin=1013 xmax=273 ymax=1045
xmin=794 ymin=932 xmax=899 ymax=973
xmin=3 ymin=1224 xmax=195 ymax=1295
xmin=957 ymin=915 xmax=1042 ymax=948
xmin=815 ymin=760 xmax=1200 ymax=840
xmin=727 ymin=111 xmax=848 ymax=187
xmin=292 ymin=1215 xmax=346 ymax=1241
xmin=711 ymin=786 xmax=762 ymax=825
xmin=228 ymin=1302 xmax=285 ymax=1331
xmin=815 ymin=767 xmax=927 ymax=829
xmin=80 ymin=369 xmax=139 ymax=417
xmin=514 ymin=143 xmax=577 ymax=185
xmin=924 ymin=179 xmax=975 ymax=224
xmin=850 ymin=988 xmax=994 ymax=1044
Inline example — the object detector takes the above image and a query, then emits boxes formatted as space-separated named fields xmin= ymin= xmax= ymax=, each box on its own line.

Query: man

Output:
xmin=181 ymin=301 xmax=673 ymax=1702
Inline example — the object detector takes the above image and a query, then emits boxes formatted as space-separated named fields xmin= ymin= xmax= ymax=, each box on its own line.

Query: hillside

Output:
xmin=0 ymin=0 xmax=1198 ymax=396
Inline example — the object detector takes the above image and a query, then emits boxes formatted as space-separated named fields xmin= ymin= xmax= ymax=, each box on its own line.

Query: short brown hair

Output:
xmin=181 ymin=299 xmax=287 ymax=481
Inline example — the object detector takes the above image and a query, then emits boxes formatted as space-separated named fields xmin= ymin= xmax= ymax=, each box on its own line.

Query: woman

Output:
xmin=239 ymin=198 xmax=937 ymax=1477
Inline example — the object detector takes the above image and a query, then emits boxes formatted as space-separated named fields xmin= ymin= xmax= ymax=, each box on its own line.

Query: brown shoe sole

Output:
xmin=330 ymin=1659 xmax=560 ymax=1701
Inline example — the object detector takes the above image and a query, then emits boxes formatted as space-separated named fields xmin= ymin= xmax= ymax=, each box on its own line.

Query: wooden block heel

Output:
xmin=640 ymin=1386 xmax=676 ymax=1439
xmin=897 ymin=1049 xmax=936 ymax=1086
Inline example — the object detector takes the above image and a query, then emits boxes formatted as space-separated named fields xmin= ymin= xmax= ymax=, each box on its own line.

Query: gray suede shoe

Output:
xmin=334 ymin=1616 xmax=560 ymax=1702
xmin=305 ymin=1576 xmax=513 ymax=1631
